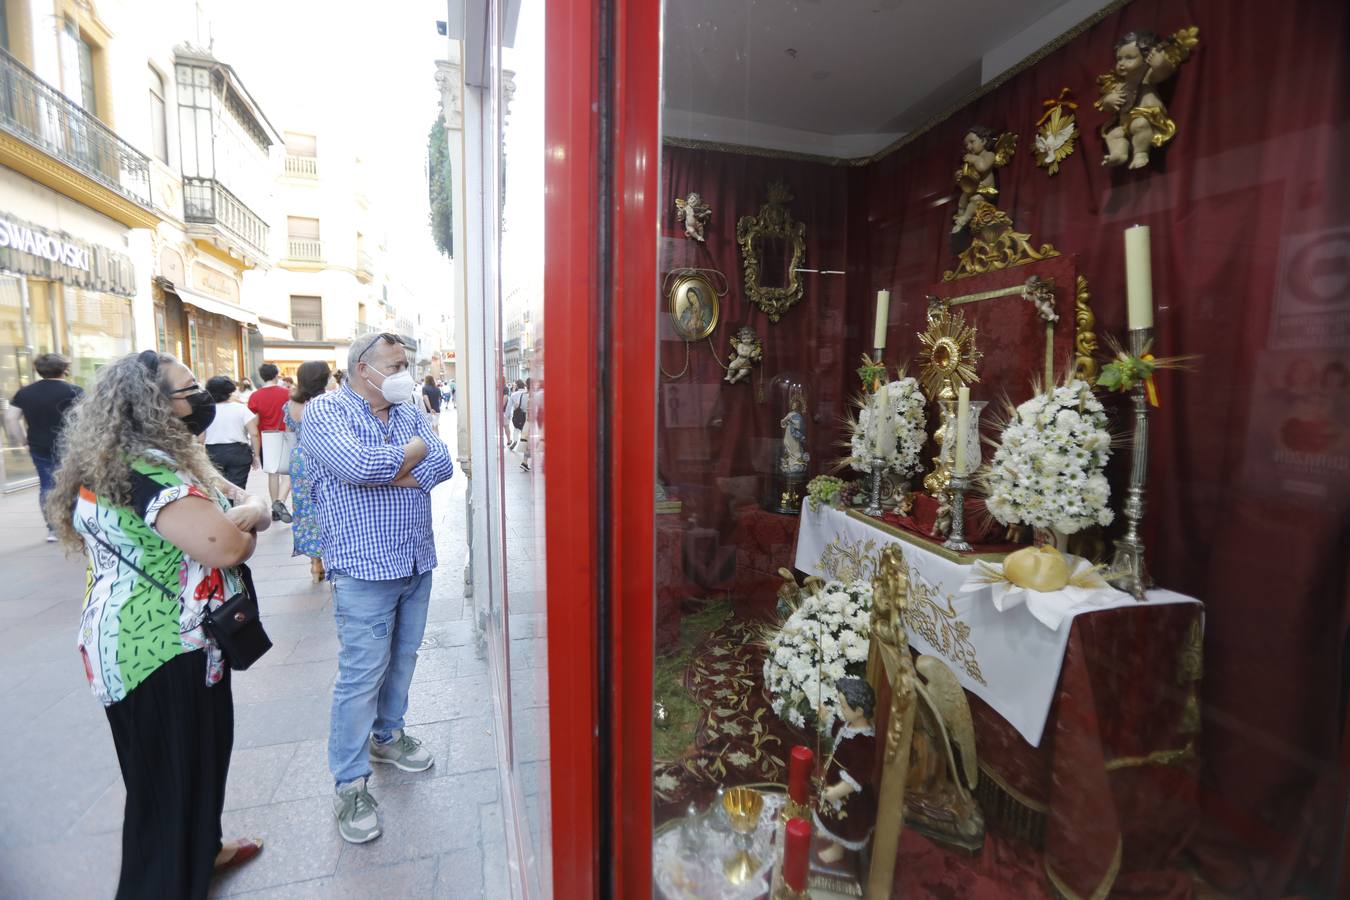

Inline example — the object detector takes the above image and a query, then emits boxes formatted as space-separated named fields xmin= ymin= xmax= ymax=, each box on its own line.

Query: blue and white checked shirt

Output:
xmin=300 ymin=383 xmax=455 ymax=581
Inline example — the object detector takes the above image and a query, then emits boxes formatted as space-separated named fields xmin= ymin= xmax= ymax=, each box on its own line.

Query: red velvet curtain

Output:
xmin=658 ymin=0 xmax=1350 ymax=892
xmin=659 ymin=148 xmax=851 ymax=550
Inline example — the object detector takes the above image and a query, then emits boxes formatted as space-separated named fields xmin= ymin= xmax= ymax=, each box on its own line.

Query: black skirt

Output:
xmin=104 ymin=650 xmax=233 ymax=900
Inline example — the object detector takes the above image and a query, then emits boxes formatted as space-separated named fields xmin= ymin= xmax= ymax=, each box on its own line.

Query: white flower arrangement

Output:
xmin=848 ymin=377 xmax=927 ymax=477
xmin=761 ymin=580 xmax=872 ymax=735
xmin=983 ymin=380 xmax=1114 ymax=535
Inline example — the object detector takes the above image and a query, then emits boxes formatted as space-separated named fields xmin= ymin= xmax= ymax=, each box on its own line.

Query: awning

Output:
xmin=257 ymin=320 xmax=293 ymax=342
xmin=161 ymin=282 xmax=259 ymax=327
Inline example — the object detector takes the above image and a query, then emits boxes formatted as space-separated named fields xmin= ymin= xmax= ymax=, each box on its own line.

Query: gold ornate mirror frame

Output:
xmin=736 ymin=182 xmax=806 ymax=323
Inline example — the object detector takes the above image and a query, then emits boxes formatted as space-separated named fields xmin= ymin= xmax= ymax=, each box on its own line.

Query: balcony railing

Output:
xmin=353 ymin=321 xmax=379 ymax=337
xmin=183 ymin=176 xmax=269 ymax=259
xmin=0 ymin=47 xmax=151 ymax=207
xmin=287 ymin=238 xmax=323 ymax=261
xmin=356 ymin=249 xmax=374 ymax=278
xmin=291 ymin=320 xmax=323 ymax=342
xmin=283 ymin=153 xmax=318 ymax=177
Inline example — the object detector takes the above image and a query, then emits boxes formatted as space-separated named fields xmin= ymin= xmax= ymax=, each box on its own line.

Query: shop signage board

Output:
xmin=0 ymin=212 xmax=137 ymax=297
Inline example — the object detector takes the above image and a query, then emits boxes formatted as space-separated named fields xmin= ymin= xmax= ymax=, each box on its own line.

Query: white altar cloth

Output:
xmin=794 ymin=504 xmax=1200 ymax=746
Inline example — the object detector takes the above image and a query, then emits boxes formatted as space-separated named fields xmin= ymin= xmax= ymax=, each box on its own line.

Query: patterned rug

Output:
xmin=653 ymin=611 xmax=807 ymax=824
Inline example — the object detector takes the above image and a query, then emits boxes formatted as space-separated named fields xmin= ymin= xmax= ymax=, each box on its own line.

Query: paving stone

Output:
xmin=231 ymin=659 xmax=337 ymax=705
xmin=435 ymin=847 xmax=485 ymax=898
xmin=233 ymin=694 xmax=334 ymax=749
xmin=225 ymin=743 xmax=301 ymax=811
xmin=213 ymin=796 xmax=344 ymax=895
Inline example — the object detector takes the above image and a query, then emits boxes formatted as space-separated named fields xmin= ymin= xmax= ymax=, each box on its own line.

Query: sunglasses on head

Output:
xmin=356 ymin=333 xmax=402 ymax=365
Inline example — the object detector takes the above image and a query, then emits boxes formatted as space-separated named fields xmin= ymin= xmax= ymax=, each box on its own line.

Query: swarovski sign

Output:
xmin=0 ymin=217 xmax=91 ymax=271
xmin=0 ymin=212 xmax=135 ymax=297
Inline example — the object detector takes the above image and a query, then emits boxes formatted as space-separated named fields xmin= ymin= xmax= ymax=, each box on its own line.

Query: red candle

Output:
xmin=784 ymin=817 xmax=811 ymax=891
xmin=788 ymin=745 xmax=813 ymax=804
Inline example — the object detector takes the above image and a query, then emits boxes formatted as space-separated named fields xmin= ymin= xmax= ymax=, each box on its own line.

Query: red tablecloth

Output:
xmin=896 ymin=601 xmax=1204 ymax=899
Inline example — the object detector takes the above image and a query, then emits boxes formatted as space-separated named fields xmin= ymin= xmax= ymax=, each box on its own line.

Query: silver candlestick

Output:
xmin=1109 ymin=327 xmax=1152 ymax=601
xmin=864 ymin=458 xmax=885 ymax=517
xmin=942 ymin=474 xmax=972 ymax=552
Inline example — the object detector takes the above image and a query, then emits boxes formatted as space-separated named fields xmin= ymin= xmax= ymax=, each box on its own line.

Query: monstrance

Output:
xmin=916 ymin=309 xmax=982 ymax=532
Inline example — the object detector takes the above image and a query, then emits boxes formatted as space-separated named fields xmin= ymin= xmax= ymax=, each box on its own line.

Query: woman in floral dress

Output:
xmin=286 ymin=361 xmax=330 ymax=581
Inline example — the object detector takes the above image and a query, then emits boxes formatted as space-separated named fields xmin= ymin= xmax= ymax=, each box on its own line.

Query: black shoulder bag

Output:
xmin=91 ymin=533 xmax=272 ymax=670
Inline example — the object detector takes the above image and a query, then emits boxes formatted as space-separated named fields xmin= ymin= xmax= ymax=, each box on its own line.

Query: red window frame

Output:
xmin=544 ymin=0 xmax=659 ymax=894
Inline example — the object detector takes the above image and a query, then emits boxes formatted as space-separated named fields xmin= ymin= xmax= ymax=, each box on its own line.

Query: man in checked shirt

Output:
xmin=300 ymin=331 xmax=456 ymax=844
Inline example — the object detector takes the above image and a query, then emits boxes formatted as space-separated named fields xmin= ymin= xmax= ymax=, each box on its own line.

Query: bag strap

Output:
xmin=88 ymin=530 xmax=225 ymax=634
xmin=90 ymin=531 xmax=179 ymax=600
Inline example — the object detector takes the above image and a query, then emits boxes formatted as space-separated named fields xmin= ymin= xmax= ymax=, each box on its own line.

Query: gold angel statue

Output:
xmin=952 ymin=126 xmax=1017 ymax=234
xmin=1095 ymin=27 xmax=1199 ymax=170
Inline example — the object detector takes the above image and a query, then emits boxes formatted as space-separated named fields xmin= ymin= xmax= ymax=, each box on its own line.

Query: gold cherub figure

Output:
xmin=1095 ymin=27 xmax=1199 ymax=170
xmin=952 ymin=126 xmax=1017 ymax=234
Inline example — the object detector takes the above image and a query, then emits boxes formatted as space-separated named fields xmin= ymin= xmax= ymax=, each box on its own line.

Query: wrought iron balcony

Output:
xmin=183 ymin=176 xmax=269 ymax=259
xmin=291 ymin=319 xmax=323 ymax=342
xmin=283 ymin=153 xmax=318 ymax=177
xmin=0 ymin=47 xmax=151 ymax=208
xmin=287 ymin=238 xmax=323 ymax=261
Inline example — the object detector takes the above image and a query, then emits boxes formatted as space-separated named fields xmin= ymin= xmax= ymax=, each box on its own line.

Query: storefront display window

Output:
xmin=640 ymin=1 xmax=1350 ymax=898
xmin=0 ymin=273 xmax=35 ymax=489
xmin=65 ymin=287 xmax=133 ymax=387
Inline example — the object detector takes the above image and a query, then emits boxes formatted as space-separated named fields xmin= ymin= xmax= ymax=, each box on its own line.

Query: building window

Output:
xmin=149 ymin=66 xmax=169 ymax=163
xmin=287 ymin=216 xmax=322 ymax=261
xmin=60 ymin=17 xmax=97 ymax=113
xmin=290 ymin=295 xmax=322 ymax=341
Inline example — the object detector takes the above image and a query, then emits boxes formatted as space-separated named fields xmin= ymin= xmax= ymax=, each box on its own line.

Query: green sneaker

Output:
xmin=369 ymin=730 xmax=435 ymax=773
xmin=333 ymin=780 xmax=381 ymax=844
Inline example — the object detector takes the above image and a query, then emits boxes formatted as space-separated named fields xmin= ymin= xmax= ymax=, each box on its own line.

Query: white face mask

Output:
xmin=364 ymin=366 xmax=416 ymax=405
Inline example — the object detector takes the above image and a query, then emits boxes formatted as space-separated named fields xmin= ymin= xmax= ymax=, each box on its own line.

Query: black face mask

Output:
xmin=181 ymin=391 xmax=217 ymax=435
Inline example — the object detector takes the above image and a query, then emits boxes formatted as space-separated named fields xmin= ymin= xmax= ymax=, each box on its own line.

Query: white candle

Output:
xmin=1124 ymin=225 xmax=1154 ymax=330
xmin=873 ymin=290 xmax=890 ymax=349
xmin=954 ymin=385 xmax=970 ymax=475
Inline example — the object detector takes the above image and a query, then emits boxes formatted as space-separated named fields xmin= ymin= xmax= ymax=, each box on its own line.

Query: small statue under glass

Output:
xmin=814 ymin=677 xmax=878 ymax=866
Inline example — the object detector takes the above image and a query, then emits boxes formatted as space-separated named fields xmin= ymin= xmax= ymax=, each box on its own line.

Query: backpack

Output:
xmin=511 ymin=402 xmax=527 ymax=430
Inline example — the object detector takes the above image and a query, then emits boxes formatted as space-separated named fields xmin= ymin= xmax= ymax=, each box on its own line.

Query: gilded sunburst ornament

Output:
xmin=916 ymin=310 xmax=982 ymax=399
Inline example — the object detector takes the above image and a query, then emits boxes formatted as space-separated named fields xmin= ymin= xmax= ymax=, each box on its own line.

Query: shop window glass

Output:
xmin=0 ymin=274 xmax=35 ymax=488
xmin=652 ymin=2 xmax=1350 ymax=898
xmin=64 ymin=288 xmax=132 ymax=389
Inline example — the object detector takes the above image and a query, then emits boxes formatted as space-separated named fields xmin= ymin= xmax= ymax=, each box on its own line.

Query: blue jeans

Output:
xmin=328 ymin=570 xmax=433 ymax=785
xmin=30 ymin=451 xmax=55 ymax=527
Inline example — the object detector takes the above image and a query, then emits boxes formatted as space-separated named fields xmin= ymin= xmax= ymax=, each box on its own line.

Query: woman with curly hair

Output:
xmin=48 ymin=350 xmax=273 ymax=898
xmin=286 ymin=360 xmax=330 ymax=582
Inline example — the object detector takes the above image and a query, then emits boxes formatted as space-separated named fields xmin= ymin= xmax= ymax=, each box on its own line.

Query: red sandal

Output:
xmin=214 ymin=837 xmax=264 ymax=872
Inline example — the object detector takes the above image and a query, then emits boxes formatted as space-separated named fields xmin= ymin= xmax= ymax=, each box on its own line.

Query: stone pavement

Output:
xmin=0 ymin=412 xmax=516 ymax=898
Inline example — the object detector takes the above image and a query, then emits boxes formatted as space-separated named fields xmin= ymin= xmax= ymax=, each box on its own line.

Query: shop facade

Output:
xmin=0 ymin=187 xmax=142 ymax=491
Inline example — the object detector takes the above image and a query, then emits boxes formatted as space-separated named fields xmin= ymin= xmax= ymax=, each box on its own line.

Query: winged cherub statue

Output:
xmin=1095 ymin=27 xmax=1199 ymax=170
xmin=724 ymin=326 xmax=763 ymax=385
xmin=673 ymin=192 xmax=712 ymax=242
xmin=952 ymin=126 xmax=1017 ymax=234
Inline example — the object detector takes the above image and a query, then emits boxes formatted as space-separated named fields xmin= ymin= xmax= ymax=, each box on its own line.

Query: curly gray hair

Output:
xmin=46 ymin=351 xmax=224 ymax=549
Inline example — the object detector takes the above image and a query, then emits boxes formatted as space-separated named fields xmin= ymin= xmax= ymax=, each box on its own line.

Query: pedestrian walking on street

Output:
xmin=248 ymin=363 xmax=293 ymax=522
xmin=47 ymin=350 xmax=273 ymax=899
xmin=299 ymin=332 xmax=455 ymax=844
xmin=420 ymin=374 xmax=443 ymax=432
xmin=4 ymin=353 xmax=81 ymax=541
xmin=202 ymin=376 xmax=260 ymax=490
xmin=286 ymin=360 xmax=329 ymax=583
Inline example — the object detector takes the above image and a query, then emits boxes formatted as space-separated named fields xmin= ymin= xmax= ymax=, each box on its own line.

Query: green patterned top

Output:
xmin=74 ymin=456 xmax=241 ymax=705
